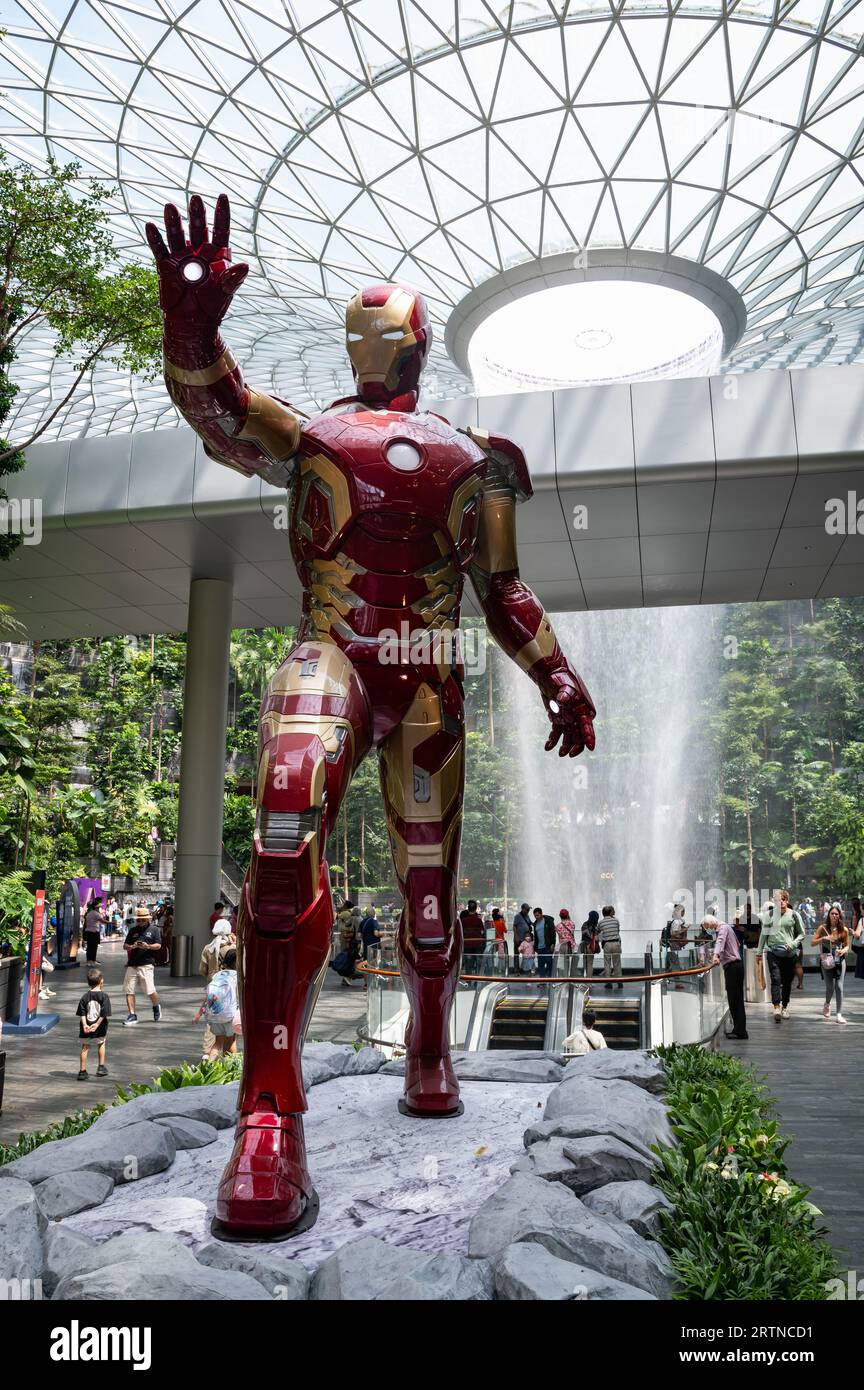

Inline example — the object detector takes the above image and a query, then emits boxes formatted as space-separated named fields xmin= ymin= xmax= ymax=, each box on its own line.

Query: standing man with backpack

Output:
xmin=599 ymin=905 xmax=623 ymax=990
xmin=533 ymin=908 xmax=556 ymax=978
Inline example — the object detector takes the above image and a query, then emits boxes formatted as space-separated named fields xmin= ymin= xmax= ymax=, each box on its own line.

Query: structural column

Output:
xmin=174 ymin=576 xmax=234 ymax=969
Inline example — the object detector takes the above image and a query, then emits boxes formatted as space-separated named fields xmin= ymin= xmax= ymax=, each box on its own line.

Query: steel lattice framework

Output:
xmin=1 ymin=0 xmax=864 ymax=441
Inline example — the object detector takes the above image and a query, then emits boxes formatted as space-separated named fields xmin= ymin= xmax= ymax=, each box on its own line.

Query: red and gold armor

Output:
xmin=146 ymin=195 xmax=596 ymax=1239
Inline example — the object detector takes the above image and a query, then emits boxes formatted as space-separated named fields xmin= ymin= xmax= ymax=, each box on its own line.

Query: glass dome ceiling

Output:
xmin=2 ymin=0 xmax=864 ymax=441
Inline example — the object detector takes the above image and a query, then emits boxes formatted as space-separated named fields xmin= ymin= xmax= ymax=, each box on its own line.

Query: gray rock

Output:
xmin=381 ymin=1049 xmax=562 ymax=1083
xmin=513 ymin=1132 xmax=656 ymax=1194
xmin=54 ymin=1259 xmax=271 ymax=1301
xmin=54 ymin=1230 xmax=201 ymax=1280
xmin=35 ymin=1170 xmax=115 ymax=1220
xmin=312 ymin=1235 xmax=493 ymax=1301
xmin=302 ymin=1057 xmax=339 ymax=1088
xmin=196 ymin=1241 xmax=310 ymax=1299
xmin=379 ymin=1058 xmax=405 ymax=1075
xmin=90 ymin=1083 xmax=238 ymax=1135
xmin=303 ymin=1042 xmax=355 ymax=1075
xmin=544 ymin=1076 xmax=673 ymax=1149
xmin=557 ymin=1135 xmax=655 ymax=1196
xmin=583 ymin=1180 xmax=673 ymax=1241
xmin=50 ymin=1229 xmax=273 ymax=1299
xmin=42 ymin=1225 xmax=96 ymax=1297
xmin=562 ymin=1049 xmax=666 ymax=1095
xmin=468 ymin=1175 xmax=671 ymax=1298
xmin=455 ymin=1054 xmax=563 ymax=1084
xmin=494 ymin=1242 xmax=657 ymax=1301
xmin=0 ymin=1120 xmax=176 ymax=1186
xmin=153 ymin=1116 xmax=218 ymax=1150
xmin=523 ymin=1117 xmax=657 ymax=1165
xmin=380 ymin=1052 xmax=465 ymax=1076
xmin=510 ymin=1137 xmax=582 ymax=1186
xmin=343 ymin=1045 xmax=386 ymax=1076
xmin=376 ymin=1257 xmax=494 ymax=1302
xmin=0 ymin=1175 xmax=46 ymax=1282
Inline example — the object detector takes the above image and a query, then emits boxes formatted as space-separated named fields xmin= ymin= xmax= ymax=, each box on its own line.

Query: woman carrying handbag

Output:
xmin=813 ymin=906 xmax=850 ymax=1024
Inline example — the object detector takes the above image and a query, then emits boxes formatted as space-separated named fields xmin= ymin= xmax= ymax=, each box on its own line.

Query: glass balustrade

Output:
xmin=358 ymin=950 xmax=729 ymax=1056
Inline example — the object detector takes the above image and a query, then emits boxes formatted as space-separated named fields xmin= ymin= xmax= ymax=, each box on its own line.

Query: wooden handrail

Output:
xmin=355 ymin=959 xmax=721 ymax=985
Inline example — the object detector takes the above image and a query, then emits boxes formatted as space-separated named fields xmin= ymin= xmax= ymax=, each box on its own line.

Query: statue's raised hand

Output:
xmin=543 ymin=669 xmax=596 ymax=759
xmin=145 ymin=193 xmax=248 ymax=326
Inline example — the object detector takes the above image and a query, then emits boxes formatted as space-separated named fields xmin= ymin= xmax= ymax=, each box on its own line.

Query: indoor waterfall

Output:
xmin=500 ymin=604 xmax=725 ymax=955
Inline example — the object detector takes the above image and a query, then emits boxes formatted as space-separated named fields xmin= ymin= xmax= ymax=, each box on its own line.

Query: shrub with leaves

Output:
xmin=0 ymin=152 xmax=161 ymax=476
xmin=0 ymin=1055 xmax=241 ymax=1167
xmin=653 ymin=1044 xmax=838 ymax=1300
xmin=114 ymin=1053 xmax=242 ymax=1101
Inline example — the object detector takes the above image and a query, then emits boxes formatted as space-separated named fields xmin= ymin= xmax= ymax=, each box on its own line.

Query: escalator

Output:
xmin=487 ymin=994 xmax=548 ymax=1050
xmin=461 ymin=982 xmax=643 ymax=1053
xmin=588 ymin=995 xmax=642 ymax=1049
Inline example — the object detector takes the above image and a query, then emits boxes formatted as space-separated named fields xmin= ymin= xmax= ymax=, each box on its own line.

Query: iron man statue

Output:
xmin=146 ymin=194 xmax=596 ymax=1240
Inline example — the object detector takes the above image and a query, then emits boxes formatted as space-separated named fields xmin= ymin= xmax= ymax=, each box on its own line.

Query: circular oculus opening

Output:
xmin=467 ymin=280 xmax=725 ymax=393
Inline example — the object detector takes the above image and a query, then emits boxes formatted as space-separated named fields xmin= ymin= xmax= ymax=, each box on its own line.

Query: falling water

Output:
xmin=502 ymin=604 xmax=724 ymax=956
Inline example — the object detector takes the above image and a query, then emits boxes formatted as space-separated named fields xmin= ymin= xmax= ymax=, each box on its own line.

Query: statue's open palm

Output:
xmin=145 ymin=193 xmax=248 ymax=324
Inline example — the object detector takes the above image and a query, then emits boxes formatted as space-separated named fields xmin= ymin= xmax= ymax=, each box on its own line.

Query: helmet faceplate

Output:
xmin=345 ymin=283 xmax=431 ymax=405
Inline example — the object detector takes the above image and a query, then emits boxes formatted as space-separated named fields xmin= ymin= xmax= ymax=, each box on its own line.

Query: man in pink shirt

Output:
xmin=708 ymin=914 xmax=748 ymax=1040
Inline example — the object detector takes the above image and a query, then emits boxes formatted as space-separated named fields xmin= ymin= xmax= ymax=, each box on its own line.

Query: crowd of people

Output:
xmin=327 ymin=897 xmax=630 ymax=990
xmin=72 ymin=893 xmax=175 ymax=967
xmin=59 ymin=884 xmax=864 ymax=1080
xmin=70 ymin=894 xmax=241 ymax=1080
xmin=685 ymin=890 xmax=864 ymax=1044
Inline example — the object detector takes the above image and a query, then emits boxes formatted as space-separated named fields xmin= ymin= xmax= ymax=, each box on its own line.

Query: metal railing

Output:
xmin=358 ymin=955 xmax=726 ymax=1055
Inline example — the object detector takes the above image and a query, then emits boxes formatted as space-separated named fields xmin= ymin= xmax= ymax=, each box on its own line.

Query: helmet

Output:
xmin=345 ymin=282 xmax=431 ymax=404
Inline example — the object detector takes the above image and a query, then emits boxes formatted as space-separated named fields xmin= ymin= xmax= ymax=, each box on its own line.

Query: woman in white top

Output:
xmin=563 ymin=1009 xmax=608 ymax=1056
xmin=812 ymin=906 xmax=849 ymax=1024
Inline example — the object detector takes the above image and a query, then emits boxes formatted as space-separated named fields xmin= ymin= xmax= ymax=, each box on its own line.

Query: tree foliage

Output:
xmin=1 ymin=597 xmax=864 ymax=909
xmin=715 ymin=599 xmax=864 ymax=893
xmin=0 ymin=138 xmax=162 ymax=552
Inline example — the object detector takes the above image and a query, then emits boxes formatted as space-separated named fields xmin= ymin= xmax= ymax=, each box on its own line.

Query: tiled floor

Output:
xmin=0 ymin=939 xmax=366 ymax=1142
xmin=718 ymin=971 xmax=864 ymax=1272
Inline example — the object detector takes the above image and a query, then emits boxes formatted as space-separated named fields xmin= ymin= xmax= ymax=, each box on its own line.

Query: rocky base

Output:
xmin=0 ymin=1044 xmax=675 ymax=1300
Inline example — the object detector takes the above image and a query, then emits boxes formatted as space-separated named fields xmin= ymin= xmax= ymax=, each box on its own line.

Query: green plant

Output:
xmin=0 ymin=868 xmax=35 ymax=954
xmin=0 ymin=1103 xmax=107 ymax=1167
xmin=652 ymin=1044 xmax=838 ymax=1300
xmin=0 ymin=1055 xmax=242 ymax=1167
xmin=0 ymin=148 xmax=161 ymax=487
xmin=114 ymin=1054 xmax=243 ymax=1101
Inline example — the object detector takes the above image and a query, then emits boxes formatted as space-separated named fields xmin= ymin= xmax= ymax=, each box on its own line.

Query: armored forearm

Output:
xmin=163 ymin=325 xmax=300 ymax=487
xmin=470 ymin=477 xmax=595 ymax=755
xmin=470 ymin=487 xmax=568 ymax=691
xmin=478 ymin=574 xmax=570 ymax=689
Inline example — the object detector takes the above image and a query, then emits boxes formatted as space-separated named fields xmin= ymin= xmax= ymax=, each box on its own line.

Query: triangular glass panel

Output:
xmin=577 ymin=23 xmax=649 ymax=104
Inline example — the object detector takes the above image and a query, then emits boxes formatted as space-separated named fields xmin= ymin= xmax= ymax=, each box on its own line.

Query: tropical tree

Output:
xmin=0 ymin=134 xmax=161 ymax=555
